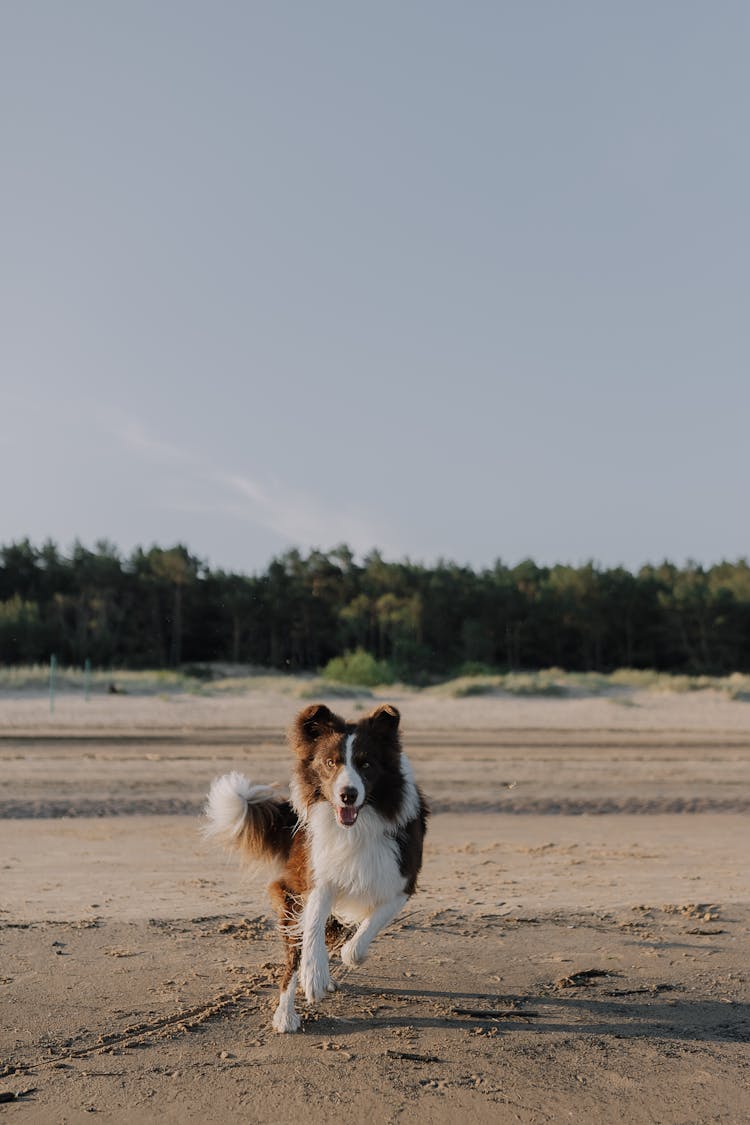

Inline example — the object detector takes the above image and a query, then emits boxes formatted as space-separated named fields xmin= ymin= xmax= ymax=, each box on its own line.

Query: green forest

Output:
xmin=1 ymin=539 xmax=749 ymax=680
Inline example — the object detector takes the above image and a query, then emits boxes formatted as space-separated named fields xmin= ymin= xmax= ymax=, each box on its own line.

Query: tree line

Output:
xmin=1 ymin=538 xmax=749 ymax=678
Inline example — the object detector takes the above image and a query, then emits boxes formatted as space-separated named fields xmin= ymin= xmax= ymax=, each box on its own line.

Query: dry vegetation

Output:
xmin=4 ymin=663 xmax=750 ymax=703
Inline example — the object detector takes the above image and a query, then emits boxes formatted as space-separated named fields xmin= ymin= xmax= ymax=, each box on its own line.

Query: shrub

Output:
xmin=322 ymin=649 xmax=395 ymax=687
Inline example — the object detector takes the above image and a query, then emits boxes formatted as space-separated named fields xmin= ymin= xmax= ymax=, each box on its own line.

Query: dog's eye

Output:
xmin=360 ymin=760 xmax=370 ymax=770
xmin=326 ymin=758 xmax=335 ymax=769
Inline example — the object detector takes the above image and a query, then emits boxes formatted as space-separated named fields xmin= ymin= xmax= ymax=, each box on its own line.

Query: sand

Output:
xmin=1 ymin=688 xmax=749 ymax=1123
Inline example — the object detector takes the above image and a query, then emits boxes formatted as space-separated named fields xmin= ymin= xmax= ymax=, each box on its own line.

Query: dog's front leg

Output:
xmin=341 ymin=893 xmax=408 ymax=968
xmin=300 ymin=883 xmax=335 ymax=1002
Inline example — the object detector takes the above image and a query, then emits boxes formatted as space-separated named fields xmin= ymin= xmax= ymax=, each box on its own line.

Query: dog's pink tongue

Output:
xmin=337 ymin=806 xmax=359 ymax=827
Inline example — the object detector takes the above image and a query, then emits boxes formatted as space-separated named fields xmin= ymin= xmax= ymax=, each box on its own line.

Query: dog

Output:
xmin=204 ymin=702 xmax=429 ymax=1033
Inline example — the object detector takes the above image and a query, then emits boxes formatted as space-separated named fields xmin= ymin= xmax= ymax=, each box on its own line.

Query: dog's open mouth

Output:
xmin=337 ymin=805 xmax=359 ymax=827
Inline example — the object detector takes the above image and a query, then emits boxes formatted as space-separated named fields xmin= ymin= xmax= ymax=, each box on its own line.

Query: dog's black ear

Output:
xmin=368 ymin=703 xmax=400 ymax=733
xmin=294 ymin=703 xmax=342 ymax=747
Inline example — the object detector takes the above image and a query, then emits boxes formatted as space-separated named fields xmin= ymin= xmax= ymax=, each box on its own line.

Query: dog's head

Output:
xmin=290 ymin=703 xmax=402 ymax=827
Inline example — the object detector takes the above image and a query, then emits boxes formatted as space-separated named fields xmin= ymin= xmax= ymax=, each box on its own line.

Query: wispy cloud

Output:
xmin=116 ymin=418 xmax=392 ymax=556
xmin=216 ymin=471 xmax=388 ymax=552
xmin=119 ymin=422 xmax=190 ymax=465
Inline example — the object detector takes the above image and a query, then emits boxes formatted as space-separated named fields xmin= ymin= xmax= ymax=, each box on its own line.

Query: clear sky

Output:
xmin=2 ymin=2 xmax=748 ymax=574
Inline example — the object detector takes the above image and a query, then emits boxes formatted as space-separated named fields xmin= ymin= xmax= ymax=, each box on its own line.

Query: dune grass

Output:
xmin=0 ymin=664 xmax=300 ymax=697
xmin=0 ymin=664 xmax=206 ymax=695
xmin=428 ymin=670 xmax=568 ymax=699
xmin=1 ymin=663 xmax=749 ymax=701
xmin=426 ymin=667 xmax=750 ymax=700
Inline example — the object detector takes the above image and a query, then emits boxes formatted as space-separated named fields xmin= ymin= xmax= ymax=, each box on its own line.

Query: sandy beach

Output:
xmin=1 ymin=688 xmax=749 ymax=1122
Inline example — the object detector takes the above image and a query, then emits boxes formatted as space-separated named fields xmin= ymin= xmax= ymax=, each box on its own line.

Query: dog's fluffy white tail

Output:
xmin=203 ymin=772 xmax=295 ymax=872
xmin=204 ymin=772 xmax=276 ymax=844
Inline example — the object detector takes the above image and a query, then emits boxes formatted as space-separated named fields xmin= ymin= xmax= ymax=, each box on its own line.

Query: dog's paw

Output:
xmin=300 ymin=954 xmax=333 ymax=1002
xmin=272 ymin=1006 xmax=301 ymax=1033
xmin=340 ymin=937 xmax=368 ymax=969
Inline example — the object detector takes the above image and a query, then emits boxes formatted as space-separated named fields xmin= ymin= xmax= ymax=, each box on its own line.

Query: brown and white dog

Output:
xmin=204 ymin=703 xmax=429 ymax=1032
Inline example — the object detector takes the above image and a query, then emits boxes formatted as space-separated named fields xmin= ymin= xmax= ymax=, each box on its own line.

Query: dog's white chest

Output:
xmin=307 ymin=804 xmax=404 ymax=922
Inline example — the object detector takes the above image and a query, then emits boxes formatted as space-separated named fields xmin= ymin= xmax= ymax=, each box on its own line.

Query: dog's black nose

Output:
xmin=340 ymin=787 xmax=358 ymax=806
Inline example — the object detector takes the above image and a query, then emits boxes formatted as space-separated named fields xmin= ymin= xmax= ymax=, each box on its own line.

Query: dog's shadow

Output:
xmin=309 ymin=981 xmax=750 ymax=1045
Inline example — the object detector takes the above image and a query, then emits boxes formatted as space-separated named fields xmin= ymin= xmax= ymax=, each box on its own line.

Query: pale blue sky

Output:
xmin=2 ymin=2 xmax=748 ymax=573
